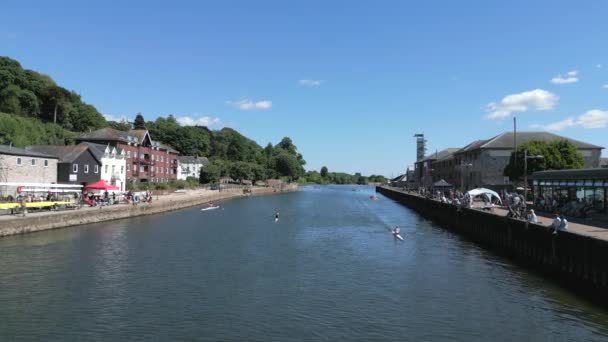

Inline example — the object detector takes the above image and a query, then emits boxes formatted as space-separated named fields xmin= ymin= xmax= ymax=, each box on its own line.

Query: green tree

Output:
xmin=133 ymin=113 xmax=146 ymax=130
xmin=200 ymin=159 xmax=225 ymax=184
xmin=320 ymin=166 xmax=328 ymax=178
xmin=504 ymin=140 xmax=584 ymax=180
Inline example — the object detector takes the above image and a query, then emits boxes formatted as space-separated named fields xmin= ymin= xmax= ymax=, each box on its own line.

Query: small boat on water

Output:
xmin=370 ymin=195 xmax=378 ymax=200
xmin=201 ymin=205 xmax=220 ymax=211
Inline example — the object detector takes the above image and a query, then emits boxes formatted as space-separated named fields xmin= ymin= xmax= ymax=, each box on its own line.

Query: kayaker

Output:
xmin=275 ymin=211 xmax=280 ymax=220
xmin=393 ymin=226 xmax=401 ymax=236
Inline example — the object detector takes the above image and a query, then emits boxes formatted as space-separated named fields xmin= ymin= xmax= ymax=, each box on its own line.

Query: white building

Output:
xmin=177 ymin=156 xmax=209 ymax=181
xmin=79 ymin=142 xmax=127 ymax=191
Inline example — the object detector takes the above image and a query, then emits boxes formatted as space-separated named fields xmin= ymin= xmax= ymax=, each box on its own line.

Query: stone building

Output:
xmin=413 ymin=148 xmax=460 ymax=189
xmin=454 ymin=132 xmax=603 ymax=190
xmin=27 ymin=145 xmax=102 ymax=187
xmin=0 ymin=144 xmax=58 ymax=196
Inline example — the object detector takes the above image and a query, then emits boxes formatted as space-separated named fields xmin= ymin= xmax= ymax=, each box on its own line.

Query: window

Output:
xmin=127 ymin=164 xmax=130 ymax=171
xmin=73 ymin=164 xmax=78 ymax=172
xmin=161 ymin=156 xmax=164 ymax=162
xmin=84 ymin=164 xmax=89 ymax=173
xmin=16 ymin=157 xmax=22 ymax=166
xmin=166 ymin=167 xmax=168 ymax=174
xmin=31 ymin=159 xmax=37 ymax=166
xmin=140 ymin=166 xmax=144 ymax=172
xmin=94 ymin=165 xmax=99 ymax=173
xmin=44 ymin=159 xmax=49 ymax=167
xmin=105 ymin=165 xmax=109 ymax=173
xmin=127 ymin=151 xmax=131 ymax=158
xmin=134 ymin=152 xmax=137 ymax=159
xmin=112 ymin=165 xmax=115 ymax=174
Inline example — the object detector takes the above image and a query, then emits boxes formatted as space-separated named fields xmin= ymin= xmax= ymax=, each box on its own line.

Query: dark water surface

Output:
xmin=2 ymin=185 xmax=608 ymax=341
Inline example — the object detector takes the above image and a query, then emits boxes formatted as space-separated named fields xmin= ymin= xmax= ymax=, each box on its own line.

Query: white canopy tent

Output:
xmin=466 ymin=188 xmax=502 ymax=204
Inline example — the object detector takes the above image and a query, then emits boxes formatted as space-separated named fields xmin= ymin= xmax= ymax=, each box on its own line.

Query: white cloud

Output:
xmin=486 ymin=89 xmax=559 ymax=120
xmin=226 ymin=99 xmax=272 ymax=110
xmin=602 ymin=84 xmax=608 ymax=89
xmin=176 ymin=116 xmax=221 ymax=127
xmin=299 ymin=79 xmax=323 ymax=87
xmin=104 ymin=114 xmax=129 ymax=122
xmin=550 ymin=70 xmax=579 ymax=84
xmin=597 ymin=64 xmax=603 ymax=69
xmin=531 ymin=109 xmax=608 ymax=131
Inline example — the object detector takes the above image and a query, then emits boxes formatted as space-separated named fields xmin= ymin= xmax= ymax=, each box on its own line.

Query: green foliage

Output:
xmin=504 ymin=140 xmax=585 ymax=180
xmin=320 ymin=166 xmax=328 ymax=178
xmin=133 ymin=113 xmax=146 ymax=130
xmin=0 ymin=112 xmax=74 ymax=146
xmin=107 ymin=119 xmax=131 ymax=131
xmin=0 ymin=56 xmax=106 ymax=131
xmin=367 ymin=174 xmax=387 ymax=183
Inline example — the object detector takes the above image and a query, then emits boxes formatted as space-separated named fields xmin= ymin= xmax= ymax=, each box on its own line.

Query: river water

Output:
xmin=1 ymin=185 xmax=608 ymax=341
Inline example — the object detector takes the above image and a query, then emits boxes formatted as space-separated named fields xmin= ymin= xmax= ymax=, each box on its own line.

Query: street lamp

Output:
xmin=460 ymin=162 xmax=473 ymax=191
xmin=523 ymin=149 xmax=544 ymax=204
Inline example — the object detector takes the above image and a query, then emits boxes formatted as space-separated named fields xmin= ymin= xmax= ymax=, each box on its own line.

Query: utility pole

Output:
xmin=513 ymin=116 xmax=517 ymax=172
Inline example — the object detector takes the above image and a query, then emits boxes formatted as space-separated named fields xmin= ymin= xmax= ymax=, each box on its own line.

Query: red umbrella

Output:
xmin=83 ymin=179 xmax=120 ymax=190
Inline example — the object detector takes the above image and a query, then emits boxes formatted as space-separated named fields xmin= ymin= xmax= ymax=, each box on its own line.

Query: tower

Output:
xmin=414 ymin=133 xmax=426 ymax=162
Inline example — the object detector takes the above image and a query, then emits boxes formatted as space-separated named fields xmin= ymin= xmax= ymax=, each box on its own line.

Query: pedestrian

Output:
xmin=559 ymin=215 xmax=568 ymax=231
xmin=551 ymin=214 xmax=561 ymax=234
xmin=527 ymin=209 xmax=537 ymax=224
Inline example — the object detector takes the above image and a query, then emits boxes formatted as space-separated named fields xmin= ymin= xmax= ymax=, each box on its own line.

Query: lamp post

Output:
xmin=460 ymin=162 xmax=473 ymax=191
xmin=523 ymin=149 xmax=544 ymax=204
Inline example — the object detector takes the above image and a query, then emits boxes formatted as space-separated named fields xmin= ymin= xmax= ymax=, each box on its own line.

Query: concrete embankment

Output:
xmin=377 ymin=186 xmax=608 ymax=305
xmin=0 ymin=185 xmax=297 ymax=237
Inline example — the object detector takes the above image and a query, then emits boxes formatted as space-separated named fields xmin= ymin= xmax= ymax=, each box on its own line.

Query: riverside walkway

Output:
xmin=383 ymin=187 xmax=608 ymax=242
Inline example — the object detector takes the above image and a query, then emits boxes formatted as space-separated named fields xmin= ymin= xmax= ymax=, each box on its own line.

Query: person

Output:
xmin=275 ymin=211 xmax=280 ymax=221
xmin=551 ymin=214 xmax=562 ymax=234
xmin=527 ymin=209 xmax=537 ymax=224
xmin=393 ymin=226 xmax=401 ymax=236
xmin=559 ymin=215 xmax=568 ymax=231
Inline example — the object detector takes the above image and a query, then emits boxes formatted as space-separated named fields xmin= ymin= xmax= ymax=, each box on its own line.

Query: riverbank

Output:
xmin=377 ymin=185 xmax=608 ymax=306
xmin=0 ymin=184 xmax=298 ymax=237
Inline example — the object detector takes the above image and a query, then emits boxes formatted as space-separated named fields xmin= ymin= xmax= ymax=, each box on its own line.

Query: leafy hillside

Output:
xmin=0 ymin=56 xmax=106 ymax=132
xmin=0 ymin=112 xmax=75 ymax=146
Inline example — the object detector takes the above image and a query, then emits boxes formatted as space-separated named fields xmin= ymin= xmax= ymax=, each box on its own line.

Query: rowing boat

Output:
xmin=201 ymin=206 xmax=220 ymax=211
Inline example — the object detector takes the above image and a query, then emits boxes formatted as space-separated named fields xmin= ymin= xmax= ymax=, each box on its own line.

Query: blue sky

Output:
xmin=2 ymin=0 xmax=607 ymax=176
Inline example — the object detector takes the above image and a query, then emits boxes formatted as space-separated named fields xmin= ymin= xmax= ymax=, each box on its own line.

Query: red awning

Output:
xmin=83 ymin=180 xmax=120 ymax=190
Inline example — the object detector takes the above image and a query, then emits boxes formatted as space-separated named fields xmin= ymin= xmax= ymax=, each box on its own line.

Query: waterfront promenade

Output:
xmin=383 ymin=186 xmax=608 ymax=241
xmin=0 ymin=185 xmax=297 ymax=237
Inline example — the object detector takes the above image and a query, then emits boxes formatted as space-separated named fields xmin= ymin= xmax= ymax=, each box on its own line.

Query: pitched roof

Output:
xmin=479 ymin=132 xmax=603 ymax=149
xmin=421 ymin=148 xmax=460 ymax=162
xmin=177 ymin=156 xmax=209 ymax=165
xmin=77 ymin=142 xmax=124 ymax=160
xmin=0 ymin=144 xmax=58 ymax=159
xmin=455 ymin=139 xmax=489 ymax=154
xmin=26 ymin=145 xmax=97 ymax=163
xmin=77 ymin=127 xmax=134 ymax=143
xmin=157 ymin=143 xmax=179 ymax=154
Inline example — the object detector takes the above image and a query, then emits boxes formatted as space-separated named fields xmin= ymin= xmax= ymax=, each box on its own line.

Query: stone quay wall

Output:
xmin=377 ymin=186 xmax=608 ymax=305
xmin=1 ymin=185 xmax=298 ymax=237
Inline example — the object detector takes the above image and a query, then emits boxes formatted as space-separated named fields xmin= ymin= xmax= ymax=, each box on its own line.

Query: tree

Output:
xmin=133 ymin=113 xmax=146 ymax=130
xmin=320 ymin=166 xmax=328 ymax=178
xmin=504 ymin=140 xmax=584 ymax=180
xmin=108 ymin=118 xmax=131 ymax=131
xmin=200 ymin=160 xmax=224 ymax=184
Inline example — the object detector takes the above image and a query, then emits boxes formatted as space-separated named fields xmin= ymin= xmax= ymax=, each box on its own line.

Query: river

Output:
xmin=1 ymin=185 xmax=608 ymax=341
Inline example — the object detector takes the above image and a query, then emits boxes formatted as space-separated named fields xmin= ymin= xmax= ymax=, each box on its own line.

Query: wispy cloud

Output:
xmin=602 ymin=84 xmax=608 ymax=89
xmin=176 ymin=115 xmax=221 ymax=127
xmin=485 ymin=89 xmax=559 ymax=120
xmin=550 ymin=70 xmax=579 ymax=84
xmin=597 ymin=64 xmax=603 ymax=69
xmin=531 ymin=109 xmax=608 ymax=131
xmin=226 ymin=99 xmax=272 ymax=110
xmin=299 ymin=79 xmax=323 ymax=87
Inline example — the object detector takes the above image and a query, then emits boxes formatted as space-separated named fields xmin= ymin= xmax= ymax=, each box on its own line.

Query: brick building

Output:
xmin=76 ymin=128 xmax=179 ymax=184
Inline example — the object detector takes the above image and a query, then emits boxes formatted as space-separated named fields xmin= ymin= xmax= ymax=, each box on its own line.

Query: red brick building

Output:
xmin=76 ymin=128 xmax=179 ymax=184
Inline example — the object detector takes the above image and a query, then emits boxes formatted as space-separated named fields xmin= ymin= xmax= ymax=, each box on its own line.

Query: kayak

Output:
xmin=201 ymin=206 xmax=220 ymax=211
xmin=393 ymin=233 xmax=404 ymax=241
xmin=275 ymin=217 xmax=279 ymax=222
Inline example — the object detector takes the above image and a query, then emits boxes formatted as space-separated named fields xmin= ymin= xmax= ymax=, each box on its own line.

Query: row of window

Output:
xmin=125 ymin=150 xmax=175 ymax=163
xmin=72 ymin=164 xmax=125 ymax=174
xmin=16 ymin=157 xmax=49 ymax=167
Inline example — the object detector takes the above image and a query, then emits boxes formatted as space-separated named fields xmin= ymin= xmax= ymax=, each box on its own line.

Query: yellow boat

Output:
xmin=0 ymin=201 xmax=73 ymax=210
